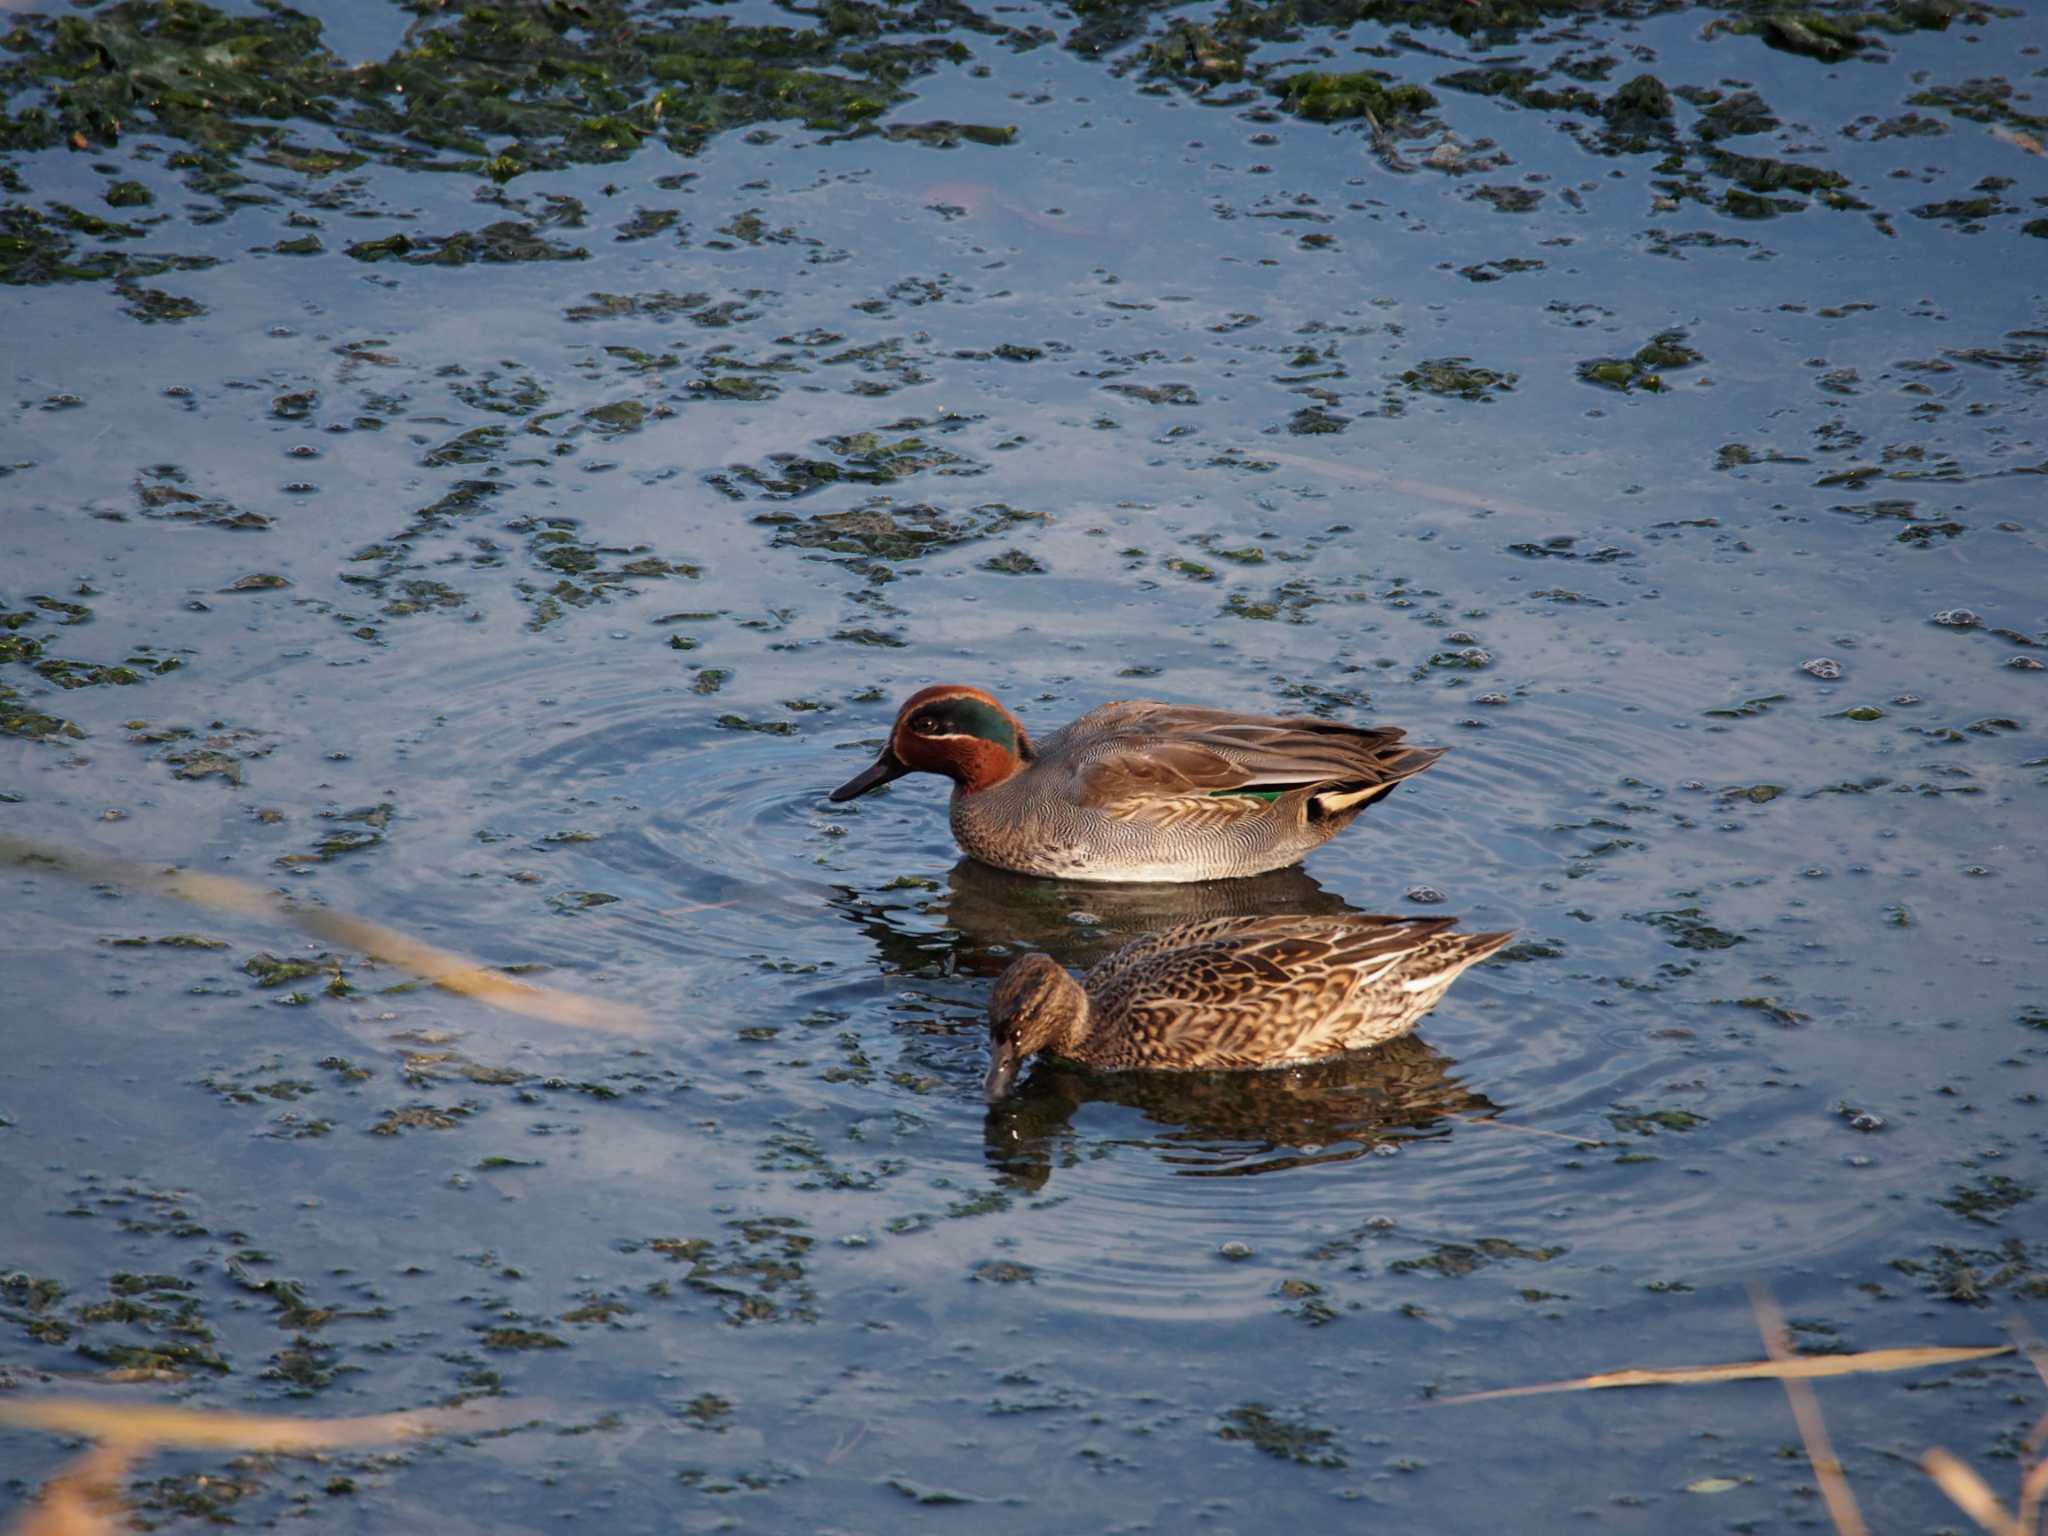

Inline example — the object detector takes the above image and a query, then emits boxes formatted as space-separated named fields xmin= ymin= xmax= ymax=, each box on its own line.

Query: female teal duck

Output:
xmin=829 ymin=685 xmax=1444 ymax=882
xmin=982 ymin=914 xmax=1513 ymax=1101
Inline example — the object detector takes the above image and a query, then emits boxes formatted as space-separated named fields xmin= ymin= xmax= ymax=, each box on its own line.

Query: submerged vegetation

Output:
xmin=0 ymin=0 xmax=2028 ymax=315
xmin=0 ymin=0 xmax=966 ymax=167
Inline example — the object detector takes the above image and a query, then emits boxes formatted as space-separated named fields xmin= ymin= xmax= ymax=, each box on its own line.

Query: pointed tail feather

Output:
xmin=1399 ymin=930 xmax=1517 ymax=993
xmin=1309 ymin=744 xmax=1447 ymax=818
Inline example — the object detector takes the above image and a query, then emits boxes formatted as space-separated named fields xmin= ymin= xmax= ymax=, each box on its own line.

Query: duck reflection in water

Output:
xmin=835 ymin=857 xmax=1361 ymax=981
xmin=983 ymin=1033 xmax=1499 ymax=1187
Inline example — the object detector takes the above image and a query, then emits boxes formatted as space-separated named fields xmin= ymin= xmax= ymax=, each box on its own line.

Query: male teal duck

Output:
xmin=828 ymin=685 xmax=1444 ymax=883
xmin=981 ymin=914 xmax=1513 ymax=1101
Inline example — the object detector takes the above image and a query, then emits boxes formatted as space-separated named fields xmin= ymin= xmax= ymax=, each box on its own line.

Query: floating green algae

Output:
xmin=1273 ymin=71 xmax=1436 ymax=127
xmin=1218 ymin=1403 xmax=1346 ymax=1469
xmin=345 ymin=223 xmax=589 ymax=265
xmin=1741 ymin=12 xmax=1875 ymax=62
xmin=0 ymin=1 xmax=336 ymax=155
xmin=1718 ymin=5 xmax=1964 ymax=65
xmin=978 ymin=548 xmax=1045 ymax=574
xmin=0 ymin=0 xmax=962 ymax=178
xmin=1907 ymin=76 xmax=2048 ymax=134
xmin=1633 ymin=906 xmax=1745 ymax=951
xmin=0 ymin=202 xmax=217 ymax=287
xmin=1577 ymin=330 xmax=1704 ymax=393
xmin=1399 ymin=357 xmax=1517 ymax=402
xmin=1388 ymin=1238 xmax=1566 ymax=1277
xmin=1894 ymin=1238 xmax=2048 ymax=1304
xmin=708 ymin=425 xmax=982 ymax=501
xmin=760 ymin=499 xmax=1045 ymax=566
xmin=643 ymin=1217 xmax=818 ymax=1326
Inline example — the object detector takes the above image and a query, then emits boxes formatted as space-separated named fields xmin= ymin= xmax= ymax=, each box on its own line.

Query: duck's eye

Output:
xmin=909 ymin=714 xmax=940 ymax=735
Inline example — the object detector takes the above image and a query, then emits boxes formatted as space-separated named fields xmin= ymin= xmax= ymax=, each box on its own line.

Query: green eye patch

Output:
xmin=926 ymin=697 xmax=1018 ymax=754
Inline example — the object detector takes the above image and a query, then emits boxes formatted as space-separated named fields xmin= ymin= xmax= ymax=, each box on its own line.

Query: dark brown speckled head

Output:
xmin=983 ymin=952 xmax=1090 ymax=1102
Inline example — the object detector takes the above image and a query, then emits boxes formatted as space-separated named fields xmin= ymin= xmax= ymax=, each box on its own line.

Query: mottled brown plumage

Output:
xmin=982 ymin=915 xmax=1514 ymax=1101
xmin=829 ymin=686 xmax=1445 ymax=882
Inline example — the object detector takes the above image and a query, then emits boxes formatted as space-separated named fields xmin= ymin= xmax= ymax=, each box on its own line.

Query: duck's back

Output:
xmin=1073 ymin=915 xmax=1472 ymax=1070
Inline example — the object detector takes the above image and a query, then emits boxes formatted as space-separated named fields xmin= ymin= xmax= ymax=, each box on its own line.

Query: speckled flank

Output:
xmin=985 ymin=915 xmax=1513 ymax=1098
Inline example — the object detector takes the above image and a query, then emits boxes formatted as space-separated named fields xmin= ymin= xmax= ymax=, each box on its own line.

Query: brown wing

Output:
xmin=1081 ymin=913 xmax=1515 ymax=1073
xmin=1051 ymin=703 xmax=1436 ymax=812
xmin=1083 ymin=914 xmax=1448 ymax=990
xmin=1084 ymin=915 xmax=1468 ymax=1066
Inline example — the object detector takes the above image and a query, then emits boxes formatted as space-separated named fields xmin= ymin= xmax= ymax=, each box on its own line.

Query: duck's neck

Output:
xmin=1046 ymin=975 xmax=1095 ymax=1057
xmin=1059 ymin=993 xmax=1095 ymax=1056
xmin=949 ymin=738 xmax=1027 ymax=795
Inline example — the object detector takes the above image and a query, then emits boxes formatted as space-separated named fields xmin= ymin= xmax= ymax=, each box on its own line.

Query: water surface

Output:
xmin=3 ymin=0 xmax=2044 ymax=1528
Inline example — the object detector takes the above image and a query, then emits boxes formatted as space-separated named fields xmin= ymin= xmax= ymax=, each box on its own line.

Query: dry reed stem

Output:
xmin=1960 ymin=1318 xmax=2048 ymax=1536
xmin=1438 ymin=1342 xmax=2012 ymax=1404
xmin=0 ymin=835 xmax=649 ymax=1036
xmin=1751 ymin=1283 xmax=1867 ymax=1536
xmin=2015 ymin=1318 xmax=2048 ymax=1446
xmin=2009 ymin=1318 xmax=2048 ymax=1535
xmin=6 ymin=1445 xmax=134 ymax=1536
xmin=1 ymin=1398 xmax=529 ymax=1536
xmin=2018 ymin=1462 xmax=2048 ymax=1536
xmin=0 ymin=1397 xmax=515 ymax=1450
xmin=1922 ymin=1448 xmax=2020 ymax=1536
xmin=1444 ymin=1293 xmax=2039 ymax=1534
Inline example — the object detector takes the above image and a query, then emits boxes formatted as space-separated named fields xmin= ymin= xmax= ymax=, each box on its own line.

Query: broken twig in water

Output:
xmin=0 ymin=835 xmax=650 ymax=1036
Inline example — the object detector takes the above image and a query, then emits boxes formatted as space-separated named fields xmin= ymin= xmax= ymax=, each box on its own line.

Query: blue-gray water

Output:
xmin=3 ymin=0 xmax=2044 ymax=1528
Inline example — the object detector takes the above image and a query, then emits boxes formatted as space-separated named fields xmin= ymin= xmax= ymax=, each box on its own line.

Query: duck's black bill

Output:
xmin=829 ymin=751 xmax=910 ymax=802
xmin=983 ymin=1045 xmax=1023 ymax=1103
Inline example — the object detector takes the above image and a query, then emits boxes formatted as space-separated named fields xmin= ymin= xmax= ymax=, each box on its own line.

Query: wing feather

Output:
xmin=1050 ymin=703 xmax=1435 ymax=810
xmin=1079 ymin=915 xmax=1498 ymax=1067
